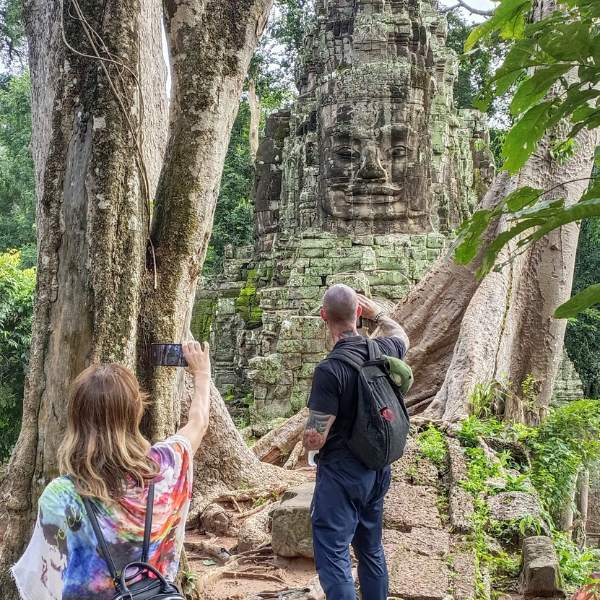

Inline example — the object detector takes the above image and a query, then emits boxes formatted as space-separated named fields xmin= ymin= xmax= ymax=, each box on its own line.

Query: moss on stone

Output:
xmin=235 ymin=269 xmax=263 ymax=329
xmin=191 ymin=296 xmax=216 ymax=341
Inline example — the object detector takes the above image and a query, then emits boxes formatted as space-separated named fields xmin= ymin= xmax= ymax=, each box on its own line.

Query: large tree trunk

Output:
xmin=0 ymin=0 xmax=278 ymax=594
xmin=396 ymin=129 xmax=597 ymax=424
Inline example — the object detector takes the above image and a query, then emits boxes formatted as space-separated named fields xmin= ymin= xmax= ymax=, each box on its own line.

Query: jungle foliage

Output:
xmin=457 ymin=398 xmax=600 ymax=594
xmin=455 ymin=0 xmax=600 ymax=318
xmin=0 ymin=250 xmax=34 ymax=459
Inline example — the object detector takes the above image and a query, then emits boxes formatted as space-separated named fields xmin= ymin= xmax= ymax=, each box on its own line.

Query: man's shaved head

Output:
xmin=322 ymin=284 xmax=359 ymax=326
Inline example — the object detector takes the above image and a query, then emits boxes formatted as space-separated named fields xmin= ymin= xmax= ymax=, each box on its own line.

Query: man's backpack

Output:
xmin=82 ymin=483 xmax=185 ymax=600
xmin=329 ymin=338 xmax=411 ymax=470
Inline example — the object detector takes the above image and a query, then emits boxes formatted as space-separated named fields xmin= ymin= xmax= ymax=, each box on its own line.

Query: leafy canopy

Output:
xmin=455 ymin=0 xmax=600 ymax=318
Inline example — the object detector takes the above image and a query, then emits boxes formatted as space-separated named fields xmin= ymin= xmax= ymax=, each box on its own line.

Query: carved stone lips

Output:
xmin=345 ymin=185 xmax=403 ymax=200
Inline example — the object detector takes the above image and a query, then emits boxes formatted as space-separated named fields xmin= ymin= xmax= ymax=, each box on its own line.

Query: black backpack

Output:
xmin=82 ymin=483 xmax=185 ymax=600
xmin=329 ymin=338 xmax=410 ymax=470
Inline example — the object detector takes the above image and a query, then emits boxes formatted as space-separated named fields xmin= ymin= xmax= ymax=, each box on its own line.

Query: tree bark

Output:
xmin=248 ymin=77 xmax=260 ymax=160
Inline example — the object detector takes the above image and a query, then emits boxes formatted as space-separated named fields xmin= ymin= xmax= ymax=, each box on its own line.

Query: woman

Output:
xmin=12 ymin=341 xmax=211 ymax=600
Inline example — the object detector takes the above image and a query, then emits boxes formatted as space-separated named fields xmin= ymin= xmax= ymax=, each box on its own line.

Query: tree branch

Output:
xmin=442 ymin=0 xmax=495 ymax=17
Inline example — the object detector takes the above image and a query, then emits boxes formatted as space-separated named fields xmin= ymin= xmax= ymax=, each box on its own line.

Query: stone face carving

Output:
xmin=194 ymin=0 xmax=496 ymax=416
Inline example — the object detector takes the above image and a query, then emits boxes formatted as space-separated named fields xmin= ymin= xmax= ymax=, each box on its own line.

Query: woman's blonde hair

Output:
xmin=58 ymin=363 xmax=158 ymax=501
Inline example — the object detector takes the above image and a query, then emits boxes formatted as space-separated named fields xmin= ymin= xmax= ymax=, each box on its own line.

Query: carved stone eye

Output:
xmin=391 ymin=145 xmax=409 ymax=158
xmin=335 ymin=146 xmax=359 ymax=160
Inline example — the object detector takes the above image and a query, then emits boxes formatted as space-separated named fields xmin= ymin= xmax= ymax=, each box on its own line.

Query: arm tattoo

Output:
xmin=305 ymin=410 xmax=333 ymax=433
xmin=378 ymin=315 xmax=410 ymax=351
xmin=303 ymin=410 xmax=336 ymax=451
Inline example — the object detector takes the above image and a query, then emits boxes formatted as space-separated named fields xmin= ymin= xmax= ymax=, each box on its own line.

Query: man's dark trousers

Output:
xmin=311 ymin=454 xmax=391 ymax=600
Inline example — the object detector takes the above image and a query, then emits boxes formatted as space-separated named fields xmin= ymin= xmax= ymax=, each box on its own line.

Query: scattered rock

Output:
xmin=487 ymin=492 xmax=543 ymax=524
xmin=449 ymin=486 xmax=474 ymax=533
xmin=520 ymin=536 xmax=564 ymax=598
xmin=271 ymin=482 xmax=314 ymax=558
xmin=384 ymin=482 xmax=442 ymax=530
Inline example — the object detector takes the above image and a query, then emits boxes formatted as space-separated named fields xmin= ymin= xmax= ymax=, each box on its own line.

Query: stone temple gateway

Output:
xmin=194 ymin=0 xmax=495 ymax=417
xmin=193 ymin=0 xmax=578 ymax=418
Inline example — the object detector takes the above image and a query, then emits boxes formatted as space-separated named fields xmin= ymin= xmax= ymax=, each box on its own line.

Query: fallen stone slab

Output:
xmin=449 ymin=541 xmax=477 ymax=600
xmin=271 ymin=482 xmax=314 ymax=558
xmin=520 ymin=536 xmax=564 ymax=598
xmin=392 ymin=437 xmax=440 ymax=487
xmin=447 ymin=438 xmax=469 ymax=485
xmin=384 ymin=481 xmax=442 ymax=530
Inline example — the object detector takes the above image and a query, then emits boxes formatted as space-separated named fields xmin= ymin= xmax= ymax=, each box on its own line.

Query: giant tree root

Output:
xmin=253 ymin=409 xmax=308 ymax=464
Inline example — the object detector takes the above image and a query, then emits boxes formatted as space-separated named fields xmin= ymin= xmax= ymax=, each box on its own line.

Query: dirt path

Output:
xmin=185 ymin=438 xmax=481 ymax=599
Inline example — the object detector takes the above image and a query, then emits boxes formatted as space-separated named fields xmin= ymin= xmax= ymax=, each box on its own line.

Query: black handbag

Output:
xmin=82 ymin=482 xmax=185 ymax=600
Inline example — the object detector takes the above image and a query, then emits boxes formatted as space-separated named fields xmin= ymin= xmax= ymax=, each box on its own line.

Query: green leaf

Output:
xmin=477 ymin=218 xmax=546 ymax=277
xmin=538 ymin=21 xmax=595 ymax=62
xmin=505 ymin=186 xmax=542 ymax=211
xmin=555 ymin=284 xmax=600 ymax=318
xmin=516 ymin=197 xmax=600 ymax=247
xmin=510 ymin=65 xmax=573 ymax=116
xmin=454 ymin=210 xmax=495 ymax=265
xmin=502 ymin=102 xmax=554 ymax=174
xmin=465 ymin=0 xmax=531 ymax=51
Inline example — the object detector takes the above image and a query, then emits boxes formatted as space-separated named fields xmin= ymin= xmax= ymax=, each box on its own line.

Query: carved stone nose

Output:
xmin=357 ymin=146 xmax=386 ymax=180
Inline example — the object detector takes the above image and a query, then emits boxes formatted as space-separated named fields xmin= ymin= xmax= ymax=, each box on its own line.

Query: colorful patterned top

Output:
xmin=12 ymin=435 xmax=193 ymax=600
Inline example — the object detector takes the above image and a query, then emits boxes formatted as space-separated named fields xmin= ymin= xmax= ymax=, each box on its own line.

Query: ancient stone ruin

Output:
xmin=193 ymin=0 xmax=580 ymax=418
xmin=194 ymin=0 xmax=494 ymax=417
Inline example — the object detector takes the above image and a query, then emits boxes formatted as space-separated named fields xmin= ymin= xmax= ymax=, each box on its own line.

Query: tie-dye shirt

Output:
xmin=12 ymin=434 xmax=193 ymax=600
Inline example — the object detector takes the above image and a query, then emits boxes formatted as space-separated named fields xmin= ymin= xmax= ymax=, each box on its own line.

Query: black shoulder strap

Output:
xmin=142 ymin=481 xmax=154 ymax=562
xmin=82 ymin=481 xmax=155 ymax=589
xmin=366 ymin=338 xmax=381 ymax=361
xmin=327 ymin=347 xmax=363 ymax=372
xmin=82 ymin=495 xmax=121 ymax=589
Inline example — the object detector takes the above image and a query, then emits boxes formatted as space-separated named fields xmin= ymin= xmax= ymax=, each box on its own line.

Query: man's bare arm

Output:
xmin=376 ymin=314 xmax=410 ymax=351
xmin=303 ymin=410 xmax=336 ymax=451
xmin=357 ymin=294 xmax=410 ymax=350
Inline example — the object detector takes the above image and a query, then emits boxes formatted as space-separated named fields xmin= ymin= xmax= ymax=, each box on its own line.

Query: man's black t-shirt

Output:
xmin=307 ymin=335 xmax=407 ymax=464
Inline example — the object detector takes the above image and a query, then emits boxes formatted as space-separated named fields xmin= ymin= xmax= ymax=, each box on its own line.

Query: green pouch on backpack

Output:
xmin=383 ymin=355 xmax=414 ymax=395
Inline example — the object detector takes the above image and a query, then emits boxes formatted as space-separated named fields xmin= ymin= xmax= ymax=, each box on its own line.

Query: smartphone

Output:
xmin=150 ymin=343 xmax=188 ymax=367
xmin=356 ymin=315 xmax=363 ymax=329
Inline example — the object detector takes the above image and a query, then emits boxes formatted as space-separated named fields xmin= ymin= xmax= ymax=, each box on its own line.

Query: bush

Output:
xmin=0 ymin=250 xmax=35 ymax=459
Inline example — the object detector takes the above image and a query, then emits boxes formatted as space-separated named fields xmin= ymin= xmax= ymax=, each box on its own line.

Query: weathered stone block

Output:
xmin=298 ymin=247 xmax=324 ymax=258
xmin=247 ymin=354 xmax=283 ymax=385
xmin=426 ymin=233 xmax=446 ymax=248
xmin=277 ymin=339 xmax=304 ymax=353
xmin=450 ymin=486 xmax=475 ymax=533
xmin=447 ymin=438 xmax=469 ymax=484
xmin=384 ymin=481 xmax=442 ymax=530
xmin=520 ymin=536 xmax=564 ymax=597
xmin=300 ymin=237 xmax=336 ymax=249
xmin=271 ymin=483 xmax=314 ymax=559
xmin=487 ymin=491 xmax=543 ymax=525
xmin=367 ymin=270 xmax=409 ymax=286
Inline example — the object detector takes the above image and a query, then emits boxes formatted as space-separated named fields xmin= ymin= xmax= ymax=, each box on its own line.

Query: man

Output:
xmin=304 ymin=284 xmax=409 ymax=600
